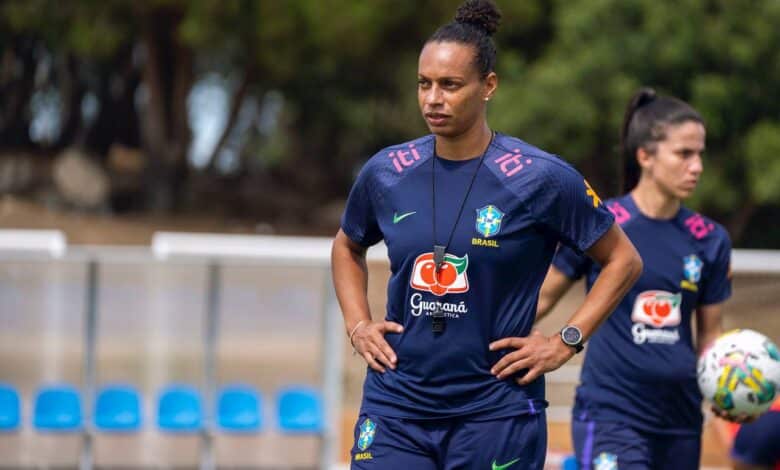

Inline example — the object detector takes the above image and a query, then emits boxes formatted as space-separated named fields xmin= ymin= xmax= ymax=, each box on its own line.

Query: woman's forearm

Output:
xmin=566 ymin=224 xmax=643 ymax=339
xmin=331 ymin=229 xmax=373 ymax=334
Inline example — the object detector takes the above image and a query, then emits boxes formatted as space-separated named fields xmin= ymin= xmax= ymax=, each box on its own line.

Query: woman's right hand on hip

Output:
xmin=352 ymin=321 xmax=404 ymax=373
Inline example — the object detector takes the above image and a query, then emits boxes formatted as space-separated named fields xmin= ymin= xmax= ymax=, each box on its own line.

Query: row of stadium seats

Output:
xmin=0 ymin=382 xmax=323 ymax=434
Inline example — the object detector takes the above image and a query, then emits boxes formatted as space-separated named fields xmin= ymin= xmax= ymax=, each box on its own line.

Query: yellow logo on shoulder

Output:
xmin=585 ymin=179 xmax=602 ymax=207
xmin=355 ymin=452 xmax=373 ymax=461
xmin=680 ymin=280 xmax=698 ymax=292
xmin=472 ymin=237 xmax=500 ymax=248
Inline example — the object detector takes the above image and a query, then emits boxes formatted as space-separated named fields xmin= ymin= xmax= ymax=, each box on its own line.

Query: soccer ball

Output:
xmin=698 ymin=329 xmax=780 ymax=418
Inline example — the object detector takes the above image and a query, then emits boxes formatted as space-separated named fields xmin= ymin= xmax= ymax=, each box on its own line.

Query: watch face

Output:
xmin=562 ymin=326 xmax=582 ymax=345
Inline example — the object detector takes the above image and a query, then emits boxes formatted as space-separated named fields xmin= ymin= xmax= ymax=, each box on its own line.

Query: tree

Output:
xmin=491 ymin=0 xmax=780 ymax=244
xmin=1 ymin=0 xmax=778 ymax=245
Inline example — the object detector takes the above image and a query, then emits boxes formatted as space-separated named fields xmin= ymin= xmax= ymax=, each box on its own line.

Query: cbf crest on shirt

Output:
xmin=353 ymin=418 xmax=376 ymax=462
xmin=682 ymin=254 xmax=703 ymax=291
xmin=553 ymin=193 xmax=732 ymax=434
xmin=340 ymin=132 xmax=615 ymax=420
xmin=475 ymin=204 xmax=505 ymax=238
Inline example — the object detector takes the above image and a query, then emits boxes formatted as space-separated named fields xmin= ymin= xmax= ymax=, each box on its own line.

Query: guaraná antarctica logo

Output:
xmin=409 ymin=252 xmax=469 ymax=319
xmin=409 ymin=252 xmax=469 ymax=296
xmin=631 ymin=290 xmax=682 ymax=345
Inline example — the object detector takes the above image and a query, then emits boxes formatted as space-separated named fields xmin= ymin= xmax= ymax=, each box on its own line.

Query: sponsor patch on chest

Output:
xmin=630 ymin=290 xmax=682 ymax=345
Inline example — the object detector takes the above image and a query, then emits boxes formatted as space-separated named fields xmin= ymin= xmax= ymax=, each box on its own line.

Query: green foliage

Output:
xmin=491 ymin=0 xmax=780 ymax=241
xmin=3 ymin=0 xmax=780 ymax=244
xmin=2 ymin=0 xmax=134 ymax=58
xmin=745 ymin=122 xmax=780 ymax=204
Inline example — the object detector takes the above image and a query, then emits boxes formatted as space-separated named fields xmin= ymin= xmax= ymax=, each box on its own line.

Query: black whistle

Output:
xmin=432 ymin=307 xmax=445 ymax=333
xmin=432 ymin=317 xmax=445 ymax=333
xmin=432 ymin=244 xmax=448 ymax=334
xmin=433 ymin=245 xmax=446 ymax=269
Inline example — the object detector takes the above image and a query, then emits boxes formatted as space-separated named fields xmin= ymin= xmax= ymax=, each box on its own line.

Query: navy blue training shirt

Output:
xmin=341 ymin=132 xmax=614 ymax=419
xmin=554 ymin=193 xmax=732 ymax=434
xmin=731 ymin=400 xmax=780 ymax=469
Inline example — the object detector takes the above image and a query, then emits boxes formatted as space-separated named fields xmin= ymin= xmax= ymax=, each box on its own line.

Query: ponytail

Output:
xmin=619 ymin=87 xmax=704 ymax=193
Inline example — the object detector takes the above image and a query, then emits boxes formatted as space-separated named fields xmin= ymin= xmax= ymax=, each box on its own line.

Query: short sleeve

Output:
xmin=552 ymin=243 xmax=592 ymax=281
xmin=340 ymin=164 xmax=383 ymax=247
xmin=531 ymin=162 xmax=614 ymax=253
xmin=699 ymin=231 xmax=732 ymax=306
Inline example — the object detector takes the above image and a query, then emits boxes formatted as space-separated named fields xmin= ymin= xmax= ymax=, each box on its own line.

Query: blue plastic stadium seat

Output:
xmin=33 ymin=385 xmax=82 ymax=432
xmin=94 ymin=385 xmax=142 ymax=432
xmin=0 ymin=383 xmax=20 ymax=431
xmin=157 ymin=385 xmax=202 ymax=433
xmin=561 ymin=454 xmax=579 ymax=470
xmin=217 ymin=384 xmax=262 ymax=432
xmin=277 ymin=386 xmax=323 ymax=434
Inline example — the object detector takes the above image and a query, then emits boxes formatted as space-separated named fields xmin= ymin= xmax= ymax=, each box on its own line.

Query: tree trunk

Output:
xmin=0 ymin=38 xmax=37 ymax=149
xmin=138 ymin=7 xmax=194 ymax=211
xmin=205 ymin=67 xmax=253 ymax=173
xmin=727 ymin=198 xmax=756 ymax=246
xmin=52 ymin=54 xmax=85 ymax=151
xmin=83 ymin=45 xmax=142 ymax=157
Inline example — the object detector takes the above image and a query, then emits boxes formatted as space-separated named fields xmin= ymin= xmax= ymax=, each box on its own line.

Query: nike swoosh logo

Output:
xmin=393 ymin=211 xmax=416 ymax=224
xmin=492 ymin=458 xmax=520 ymax=470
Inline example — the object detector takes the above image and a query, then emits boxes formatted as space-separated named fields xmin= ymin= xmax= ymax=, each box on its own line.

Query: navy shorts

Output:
xmin=731 ymin=410 xmax=780 ymax=467
xmin=349 ymin=411 xmax=547 ymax=470
xmin=571 ymin=419 xmax=700 ymax=470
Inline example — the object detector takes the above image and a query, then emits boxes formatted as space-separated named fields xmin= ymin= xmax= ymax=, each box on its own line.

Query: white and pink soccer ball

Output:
xmin=698 ymin=329 xmax=780 ymax=418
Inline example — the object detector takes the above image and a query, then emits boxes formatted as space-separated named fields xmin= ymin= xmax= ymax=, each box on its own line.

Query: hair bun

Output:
xmin=455 ymin=0 xmax=501 ymax=36
xmin=635 ymin=87 xmax=657 ymax=108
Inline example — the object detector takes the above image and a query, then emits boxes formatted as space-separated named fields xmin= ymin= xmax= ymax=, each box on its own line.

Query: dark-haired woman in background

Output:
xmin=331 ymin=0 xmax=641 ymax=468
xmin=537 ymin=88 xmax=733 ymax=469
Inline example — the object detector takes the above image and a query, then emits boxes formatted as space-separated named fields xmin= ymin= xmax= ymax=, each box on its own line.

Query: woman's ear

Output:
xmin=636 ymin=146 xmax=653 ymax=170
xmin=484 ymin=72 xmax=498 ymax=101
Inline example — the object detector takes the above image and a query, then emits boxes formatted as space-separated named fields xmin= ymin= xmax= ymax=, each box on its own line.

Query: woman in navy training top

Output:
xmin=538 ymin=88 xmax=734 ymax=470
xmin=731 ymin=398 xmax=780 ymax=469
xmin=331 ymin=1 xmax=642 ymax=468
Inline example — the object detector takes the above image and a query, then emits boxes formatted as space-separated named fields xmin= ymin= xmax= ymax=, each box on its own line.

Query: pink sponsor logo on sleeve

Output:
xmin=685 ymin=213 xmax=715 ymax=240
xmin=388 ymin=144 xmax=422 ymax=173
xmin=495 ymin=149 xmax=532 ymax=178
xmin=607 ymin=201 xmax=631 ymax=225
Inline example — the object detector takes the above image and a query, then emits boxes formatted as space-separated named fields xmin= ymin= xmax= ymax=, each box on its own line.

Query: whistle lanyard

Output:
xmin=430 ymin=131 xmax=494 ymax=333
